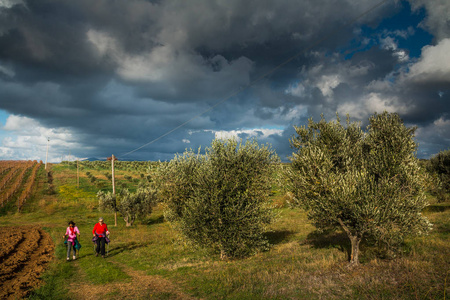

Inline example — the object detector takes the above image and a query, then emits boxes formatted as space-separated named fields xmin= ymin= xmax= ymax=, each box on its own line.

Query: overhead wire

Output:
xmin=120 ymin=0 xmax=390 ymax=159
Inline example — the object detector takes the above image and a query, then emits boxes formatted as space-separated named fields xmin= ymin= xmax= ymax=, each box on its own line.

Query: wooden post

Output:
xmin=107 ymin=155 xmax=118 ymax=227
xmin=45 ymin=138 xmax=49 ymax=170
xmin=111 ymin=154 xmax=117 ymax=227
xmin=77 ymin=160 xmax=79 ymax=189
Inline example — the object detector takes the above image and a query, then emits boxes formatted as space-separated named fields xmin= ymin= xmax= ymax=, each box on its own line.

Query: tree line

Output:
xmin=97 ymin=111 xmax=449 ymax=266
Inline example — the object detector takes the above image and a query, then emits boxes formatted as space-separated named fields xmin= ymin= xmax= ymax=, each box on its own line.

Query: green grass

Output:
xmin=77 ymin=257 xmax=131 ymax=284
xmin=28 ymin=227 xmax=75 ymax=300
xmin=1 ymin=162 xmax=450 ymax=299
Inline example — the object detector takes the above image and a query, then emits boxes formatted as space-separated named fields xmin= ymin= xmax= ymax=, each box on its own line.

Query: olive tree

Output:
xmin=157 ymin=138 xmax=279 ymax=259
xmin=286 ymin=112 xmax=432 ymax=265
xmin=426 ymin=149 xmax=450 ymax=202
xmin=98 ymin=182 xmax=157 ymax=226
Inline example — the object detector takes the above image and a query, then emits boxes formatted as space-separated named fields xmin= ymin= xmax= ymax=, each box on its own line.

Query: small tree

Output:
xmin=158 ymin=138 xmax=280 ymax=259
xmin=97 ymin=190 xmax=118 ymax=223
xmin=286 ymin=112 xmax=432 ymax=265
xmin=98 ymin=183 xmax=157 ymax=226
xmin=426 ymin=149 xmax=450 ymax=202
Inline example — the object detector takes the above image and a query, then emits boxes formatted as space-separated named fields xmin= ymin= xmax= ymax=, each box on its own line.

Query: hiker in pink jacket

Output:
xmin=64 ymin=221 xmax=80 ymax=261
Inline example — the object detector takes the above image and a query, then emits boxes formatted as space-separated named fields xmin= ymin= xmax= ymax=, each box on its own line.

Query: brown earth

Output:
xmin=0 ymin=226 xmax=55 ymax=299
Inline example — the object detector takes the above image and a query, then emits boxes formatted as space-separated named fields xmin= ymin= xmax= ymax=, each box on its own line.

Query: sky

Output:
xmin=0 ymin=0 xmax=449 ymax=162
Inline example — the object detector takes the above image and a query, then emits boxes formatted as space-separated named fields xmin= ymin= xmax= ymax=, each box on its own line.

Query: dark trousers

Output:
xmin=96 ymin=236 xmax=106 ymax=256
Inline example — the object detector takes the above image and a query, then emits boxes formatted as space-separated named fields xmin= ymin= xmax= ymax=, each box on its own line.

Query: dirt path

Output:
xmin=0 ymin=226 xmax=55 ymax=299
xmin=69 ymin=261 xmax=199 ymax=299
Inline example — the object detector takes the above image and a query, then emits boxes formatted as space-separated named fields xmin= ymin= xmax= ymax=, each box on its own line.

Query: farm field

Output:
xmin=0 ymin=226 xmax=54 ymax=299
xmin=0 ymin=160 xmax=449 ymax=299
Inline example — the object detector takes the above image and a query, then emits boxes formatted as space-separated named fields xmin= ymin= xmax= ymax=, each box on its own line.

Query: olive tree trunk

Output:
xmin=124 ymin=215 xmax=134 ymax=227
xmin=338 ymin=218 xmax=362 ymax=266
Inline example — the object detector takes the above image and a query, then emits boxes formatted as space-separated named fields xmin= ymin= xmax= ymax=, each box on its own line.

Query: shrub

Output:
xmin=427 ymin=149 xmax=450 ymax=202
xmin=158 ymin=138 xmax=279 ymax=259
xmin=98 ymin=183 xmax=157 ymax=226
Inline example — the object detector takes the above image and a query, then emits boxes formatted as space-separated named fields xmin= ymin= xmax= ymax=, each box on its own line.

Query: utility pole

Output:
xmin=112 ymin=154 xmax=116 ymax=196
xmin=45 ymin=137 xmax=50 ymax=170
xmin=77 ymin=159 xmax=79 ymax=188
xmin=112 ymin=154 xmax=116 ymax=226
xmin=107 ymin=155 xmax=118 ymax=226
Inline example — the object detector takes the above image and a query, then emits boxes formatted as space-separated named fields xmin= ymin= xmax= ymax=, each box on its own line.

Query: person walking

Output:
xmin=93 ymin=217 xmax=109 ymax=258
xmin=64 ymin=221 xmax=81 ymax=261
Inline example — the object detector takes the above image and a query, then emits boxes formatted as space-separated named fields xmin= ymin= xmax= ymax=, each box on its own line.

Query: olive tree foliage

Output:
xmin=157 ymin=138 xmax=280 ymax=259
xmin=98 ymin=182 xmax=157 ymax=226
xmin=285 ymin=112 xmax=432 ymax=265
xmin=426 ymin=149 xmax=450 ymax=202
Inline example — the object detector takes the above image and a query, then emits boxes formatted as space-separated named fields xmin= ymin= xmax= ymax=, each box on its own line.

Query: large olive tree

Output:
xmin=286 ymin=112 xmax=432 ymax=265
xmin=158 ymin=138 xmax=279 ymax=259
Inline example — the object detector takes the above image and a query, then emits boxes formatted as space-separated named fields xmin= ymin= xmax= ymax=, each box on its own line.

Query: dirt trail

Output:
xmin=0 ymin=226 xmax=55 ymax=299
xmin=69 ymin=261 xmax=199 ymax=299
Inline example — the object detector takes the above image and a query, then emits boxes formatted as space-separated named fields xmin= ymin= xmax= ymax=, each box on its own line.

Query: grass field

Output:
xmin=0 ymin=161 xmax=449 ymax=299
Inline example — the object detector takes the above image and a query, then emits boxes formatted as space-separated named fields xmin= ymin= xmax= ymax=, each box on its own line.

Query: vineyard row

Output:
xmin=0 ymin=161 xmax=43 ymax=210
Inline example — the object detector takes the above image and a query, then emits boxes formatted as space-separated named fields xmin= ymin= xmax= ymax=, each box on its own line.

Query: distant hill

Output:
xmin=81 ymin=157 xmax=103 ymax=161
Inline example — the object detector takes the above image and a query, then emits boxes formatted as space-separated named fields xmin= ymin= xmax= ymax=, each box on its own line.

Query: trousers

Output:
xmin=96 ymin=236 xmax=106 ymax=256
xmin=67 ymin=241 xmax=76 ymax=258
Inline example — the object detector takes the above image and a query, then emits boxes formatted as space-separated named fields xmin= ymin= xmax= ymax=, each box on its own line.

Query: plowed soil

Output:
xmin=0 ymin=226 xmax=55 ymax=299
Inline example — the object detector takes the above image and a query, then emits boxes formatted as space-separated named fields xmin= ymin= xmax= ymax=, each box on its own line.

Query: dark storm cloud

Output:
xmin=0 ymin=0 xmax=449 ymax=161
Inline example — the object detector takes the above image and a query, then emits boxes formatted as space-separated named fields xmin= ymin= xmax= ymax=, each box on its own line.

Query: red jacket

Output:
xmin=93 ymin=223 xmax=108 ymax=237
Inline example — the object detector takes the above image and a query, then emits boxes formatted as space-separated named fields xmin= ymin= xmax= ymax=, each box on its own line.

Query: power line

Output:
xmin=120 ymin=0 xmax=390 ymax=159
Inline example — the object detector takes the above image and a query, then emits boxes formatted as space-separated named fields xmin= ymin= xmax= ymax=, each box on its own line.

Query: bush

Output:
xmin=98 ymin=182 xmax=157 ymax=226
xmin=427 ymin=149 xmax=450 ymax=202
xmin=158 ymin=138 xmax=280 ymax=259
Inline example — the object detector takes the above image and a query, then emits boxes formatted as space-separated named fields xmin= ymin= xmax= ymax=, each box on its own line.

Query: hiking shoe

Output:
xmin=66 ymin=257 xmax=70 ymax=261
xmin=73 ymin=255 xmax=76 ymax=260
xmin=102 ymin=255 xmax=105 ymax=258
xmin=95 ymin=253 xmax=98 ymax=257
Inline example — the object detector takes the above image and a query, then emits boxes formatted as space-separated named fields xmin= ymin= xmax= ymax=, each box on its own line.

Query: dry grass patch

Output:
xmin=69 ymin=262 xmax=198 ymax=300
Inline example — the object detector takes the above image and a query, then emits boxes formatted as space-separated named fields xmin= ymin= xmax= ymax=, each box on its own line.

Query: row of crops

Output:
xmin=63 ymin=160 xmax=161 ymax=173
xmin=0 ymin=160 xmax=43 ymax=212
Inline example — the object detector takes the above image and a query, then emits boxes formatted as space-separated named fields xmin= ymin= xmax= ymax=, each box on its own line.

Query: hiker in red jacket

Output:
xmin=93 ymin=217 xmax=109 ymax=258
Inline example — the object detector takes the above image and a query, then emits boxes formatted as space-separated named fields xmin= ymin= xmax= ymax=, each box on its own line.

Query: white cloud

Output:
xmin=207 ymin=128 xmax=283 ymax=140
xmin=0 ymin=0 xmax=24 ymax=9
xmin=285 ymin=83 xmax=307 ymax=97
xmin=1 ymin=115 xmax=82 ymax=161
xmin=410 ymin=0 xmax=450 ymax=41
xmin=433 ymin=117 xmax=450 ymax=128
xmin=408 ymin=38 xmax=450 ymax=81
xmin=338 ymin=93 xmax=411 ymax=119
xmin=317 ymin=75 xmax=341 ymax=98
xmin=379 ymin=35 xmax=410 ymax=63
xmin=87 ymin=29 xmax=253 ymax=91
xmin=4 ymin=115 xmax=41 ymax=134
xmin=87 ymin=29 xmax=118 ymax=58
xmin=380 ymin=36 xmax=398 ymax=51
